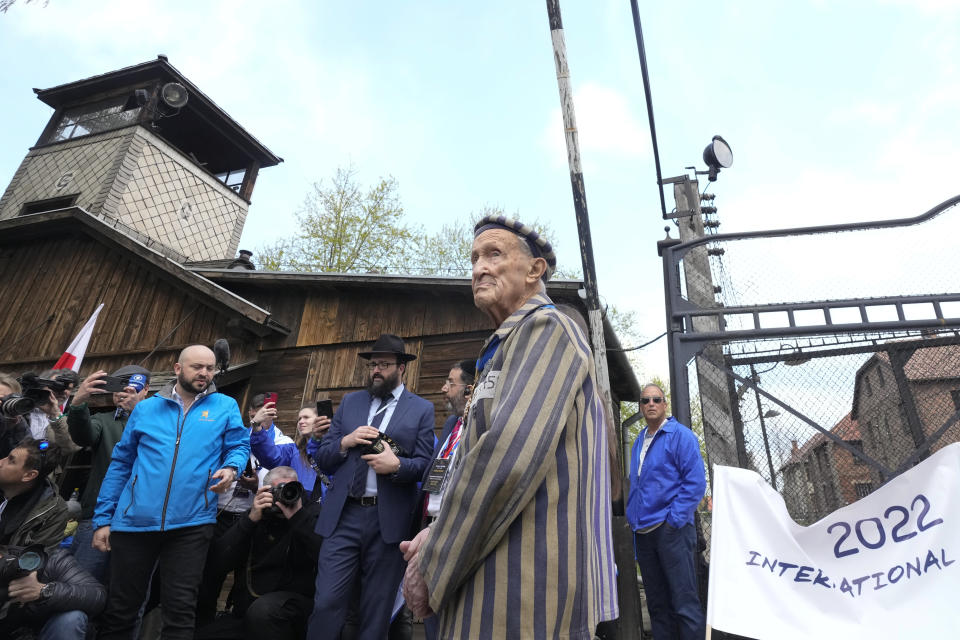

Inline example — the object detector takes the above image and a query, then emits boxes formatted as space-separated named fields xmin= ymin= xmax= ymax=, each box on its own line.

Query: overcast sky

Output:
xmin=2 ymin=0 xmax=959 ymax=385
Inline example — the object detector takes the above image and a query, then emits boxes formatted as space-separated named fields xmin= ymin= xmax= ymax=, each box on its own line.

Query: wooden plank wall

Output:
xmin=218 ymin=283 xmax=307 ymax=351
xmin=265 ymin=285 xmax=496 ymax=436
xmin=417 ymin=332 xmax=490 ymax=426
xmin=241 ymin=348 xmax=313 ymax=432
xmin=296 ymin=289 xmax=489 ymax=347
xmin=0 ymin=234 xmax=259 ymax=389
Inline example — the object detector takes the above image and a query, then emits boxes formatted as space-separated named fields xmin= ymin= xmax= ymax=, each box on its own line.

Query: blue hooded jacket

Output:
xmin=626 ymin=416 xmax=706 ymax=531
xmin=93 ymin=383 xmax=250 ymax=532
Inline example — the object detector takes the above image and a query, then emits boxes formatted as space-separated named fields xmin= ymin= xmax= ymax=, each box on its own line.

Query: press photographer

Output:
xmin=18 ymin=370 xmax=81 ymax=459
xmin=195 ymin=466 xmax=321 ymax=640
xmin=0 ymin=374 xmax=32 ymax=460
xmin=0 ymin=543 xmax=106 ymax=640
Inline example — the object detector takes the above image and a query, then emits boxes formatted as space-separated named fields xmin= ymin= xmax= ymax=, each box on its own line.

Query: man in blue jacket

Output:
xmin=627 ymin=383 xmax=706 ymax=640
xmin=92 ymin=345 xmax=250 ymax=640
xmin=306 ymin=334 xmax=434 ymax=640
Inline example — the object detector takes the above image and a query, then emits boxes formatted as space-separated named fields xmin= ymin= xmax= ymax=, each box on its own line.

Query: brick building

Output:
xmin=852 ymin=343 xmax=960 ymax=472
xmin=779 ymin=412 xmax=874 ymax=524
xmin=779 ymin=339 xmax=960 ymax=524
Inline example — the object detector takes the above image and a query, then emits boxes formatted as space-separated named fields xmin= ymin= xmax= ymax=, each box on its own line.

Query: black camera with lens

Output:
xmin=269 ymin=481 xmax=304 ymax=516
xmin=360 ymin=433 xmax=406 ymax=458
xmin=18 ymin=372 xmax=76 ymax=404
xmin=0 ymin=545 xmax=47 ymax=599
xmin=0 ymin=393 xmax=35 ymax=419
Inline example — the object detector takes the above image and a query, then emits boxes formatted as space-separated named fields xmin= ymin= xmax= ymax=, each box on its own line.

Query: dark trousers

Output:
xmin=196 ymin=510 xmax=249 ymax=626
xmin=98 ymin=524 xmax=214 ymax=640
xmin=306 ymin=501 xmax=406 ymax=640
xmin=195 ymin=591 xmax=313 ymax=640
xmin=634 ymin=523 xmax=705 ymax=640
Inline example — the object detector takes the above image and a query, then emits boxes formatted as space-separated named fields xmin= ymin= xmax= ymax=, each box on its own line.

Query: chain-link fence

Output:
xmin=663 ymin=194 xmax=960 ymax=567
xmin=697 ymin=331 xmax=960 ymax=527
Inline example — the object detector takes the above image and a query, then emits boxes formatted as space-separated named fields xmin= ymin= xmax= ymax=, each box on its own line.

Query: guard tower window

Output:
xmin=47 ymin=96 xmax=141 ymax=143
xmin=214 ymin=169 xmax=246 ymax=192
xmin=20 ymin=194 xmax=78 ymax=215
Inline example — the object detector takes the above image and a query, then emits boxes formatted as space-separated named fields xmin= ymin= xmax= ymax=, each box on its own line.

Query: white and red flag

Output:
xmin=53 ymin=303 xmax=104 ymax=372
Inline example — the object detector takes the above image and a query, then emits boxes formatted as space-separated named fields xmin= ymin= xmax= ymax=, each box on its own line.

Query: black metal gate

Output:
xmin=661 ymin=194 xmax=960 ymax=529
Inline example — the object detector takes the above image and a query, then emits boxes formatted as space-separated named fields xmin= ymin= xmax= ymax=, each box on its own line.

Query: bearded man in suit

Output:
xmin=306 ymin=333 xmax=434 ymax=640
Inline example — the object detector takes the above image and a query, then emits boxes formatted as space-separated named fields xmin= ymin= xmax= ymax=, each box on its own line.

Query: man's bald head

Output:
xmin=178 ymin=345 xmax=215 ymax=365
xmin=174 ymin=345 xmax=216 ymax=397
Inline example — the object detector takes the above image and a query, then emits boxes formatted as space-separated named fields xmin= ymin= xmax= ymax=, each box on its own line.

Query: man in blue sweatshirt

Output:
xmin=92 ymin=345 xmax=250 ymax=640
xmin=627 ymin=383 xmax=706 ymax=640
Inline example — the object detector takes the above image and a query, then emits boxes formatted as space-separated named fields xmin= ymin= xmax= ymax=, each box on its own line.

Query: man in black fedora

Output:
xmin=306 ymin=333 xmax=434 ymax=640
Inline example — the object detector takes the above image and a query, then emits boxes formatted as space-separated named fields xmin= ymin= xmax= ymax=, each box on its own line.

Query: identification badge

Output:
xmin=468 ymin=369 xmax=499 ymax=418
xmin=422 ymin=457 xmax=451 ymax=494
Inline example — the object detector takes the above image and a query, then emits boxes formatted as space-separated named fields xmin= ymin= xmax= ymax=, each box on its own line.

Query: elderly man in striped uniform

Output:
xmin=401 ymin=215 xmax=619 ymax=639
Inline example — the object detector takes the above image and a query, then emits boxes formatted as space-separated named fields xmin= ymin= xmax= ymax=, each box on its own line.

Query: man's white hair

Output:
xmin=264 ymin=466 xmax=298 ymax=486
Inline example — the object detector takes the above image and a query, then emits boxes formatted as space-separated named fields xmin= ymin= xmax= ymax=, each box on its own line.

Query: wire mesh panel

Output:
xmin=665 ymin=195 xmax=960 ymax=559
xmin=698 ymin=333 xmax=960 ymax=526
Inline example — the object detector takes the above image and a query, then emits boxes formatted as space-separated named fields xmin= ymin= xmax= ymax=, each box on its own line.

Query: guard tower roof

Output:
xmin=34 ymin=55 xmax=282 ymax=172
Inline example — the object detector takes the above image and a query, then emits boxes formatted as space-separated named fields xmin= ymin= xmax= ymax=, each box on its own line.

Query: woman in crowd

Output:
xmin=249 ymin=406 xmax=329 ymax=500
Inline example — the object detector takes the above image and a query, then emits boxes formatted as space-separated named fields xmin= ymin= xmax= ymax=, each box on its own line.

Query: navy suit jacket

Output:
xmin=314 ymin=387 xmax=435 ymax=544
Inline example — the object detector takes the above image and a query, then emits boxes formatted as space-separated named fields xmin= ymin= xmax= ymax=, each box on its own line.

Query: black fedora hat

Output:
xmin=357 ymin=333 xmax=417 ymax=362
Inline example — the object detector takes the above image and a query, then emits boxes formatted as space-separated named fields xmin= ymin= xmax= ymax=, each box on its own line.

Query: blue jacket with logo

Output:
xmin=93 ymin=383 xmax=250 ymax=532
xmin=626 ymin=416 xmax=706 ymax=531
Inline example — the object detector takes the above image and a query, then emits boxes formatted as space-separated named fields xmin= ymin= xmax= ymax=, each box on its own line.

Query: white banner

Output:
xmin=708 ymin=443 xmax=960 ymax=639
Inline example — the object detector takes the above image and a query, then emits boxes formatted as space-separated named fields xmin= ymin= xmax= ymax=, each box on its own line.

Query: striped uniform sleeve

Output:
xmin=419 ymin=309 xmax=588 ymax=612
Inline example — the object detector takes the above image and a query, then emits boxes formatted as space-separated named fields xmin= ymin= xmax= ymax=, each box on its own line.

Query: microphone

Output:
xmin=213 ymin=338 xmax=230 ymax=377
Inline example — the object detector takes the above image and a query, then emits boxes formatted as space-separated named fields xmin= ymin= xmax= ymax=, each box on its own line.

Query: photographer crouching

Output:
xmin=0 ymin=542 xmax=106 ymax=640
xmin=195 ymin=466 xmax=321 ymax=640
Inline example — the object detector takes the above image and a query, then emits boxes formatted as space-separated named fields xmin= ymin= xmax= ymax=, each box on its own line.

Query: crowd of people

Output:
xmin=0 ymin=215 xmax=708 ymax=640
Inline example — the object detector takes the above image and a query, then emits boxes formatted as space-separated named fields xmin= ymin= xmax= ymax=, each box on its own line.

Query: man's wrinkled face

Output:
xmin=471 ymin=230 xmax=537 ymax=322
xmin=366 ymin=353 xmax=403 ymax=399
xmin=174 ymin=349 xmax=216 ymax=395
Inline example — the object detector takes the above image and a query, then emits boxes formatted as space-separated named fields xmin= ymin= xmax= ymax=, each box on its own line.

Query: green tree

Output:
xmin=409 ymin=206 xmax=567 ymax=278
xmin=256 ymin=166 xmax=420 ymax=273
xmin=258 ymin=171 xmax=576 ymax=278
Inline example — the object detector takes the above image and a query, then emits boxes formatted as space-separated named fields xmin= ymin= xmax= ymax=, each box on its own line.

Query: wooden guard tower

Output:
xmin=0 ymin=55 xmax=282 ymax=263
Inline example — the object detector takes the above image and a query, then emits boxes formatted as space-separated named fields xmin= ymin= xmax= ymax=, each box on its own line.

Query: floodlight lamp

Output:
xmin=160 ymin=82 xmax=189 ymax=109
xmin=702 ymin=135 xmax=733 ymax=182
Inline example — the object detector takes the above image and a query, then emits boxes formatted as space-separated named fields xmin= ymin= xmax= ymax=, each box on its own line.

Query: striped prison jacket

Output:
xmin=419 ymin=292 xmax=619 ymax=639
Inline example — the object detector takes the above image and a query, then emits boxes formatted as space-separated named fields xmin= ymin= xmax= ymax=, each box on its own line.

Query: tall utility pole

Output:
xmin=545 ymin=2 xmax=641 ymax=639
xmin=545 ymin=0 xmax=612 ymax=413
xmin=670 ymin=176 xmax=741 ymax=472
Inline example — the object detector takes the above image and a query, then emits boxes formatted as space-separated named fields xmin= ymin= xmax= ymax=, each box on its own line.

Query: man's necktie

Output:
xmin=349 ymin=396 xmax=393 ymax=497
